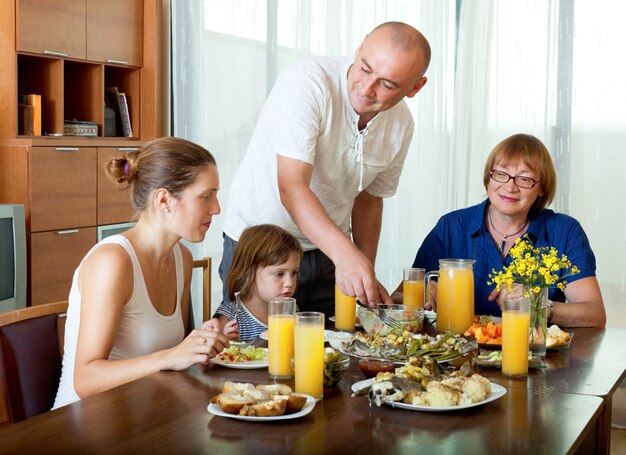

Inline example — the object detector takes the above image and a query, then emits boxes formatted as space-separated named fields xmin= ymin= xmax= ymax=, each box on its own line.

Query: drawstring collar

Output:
xmin=350 ymin=120 xmax=369 ymax=191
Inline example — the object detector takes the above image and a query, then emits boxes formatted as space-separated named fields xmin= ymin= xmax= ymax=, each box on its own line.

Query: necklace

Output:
xmin=135 ymin=232 xmax=170 ymax=294
xmin=488 ymin=206 xmax=529 ymax=254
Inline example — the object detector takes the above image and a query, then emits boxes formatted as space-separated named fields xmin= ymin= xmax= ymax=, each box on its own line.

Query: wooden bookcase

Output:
xmin=0 ymin=0 xmax=164 ymax=306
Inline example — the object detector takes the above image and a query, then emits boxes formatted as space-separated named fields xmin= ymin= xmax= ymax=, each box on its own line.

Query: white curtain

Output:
xmin=451 ymin=0 xmax=626 ymax=328
xmin=172 ymin=0 xmax=626 ymax=329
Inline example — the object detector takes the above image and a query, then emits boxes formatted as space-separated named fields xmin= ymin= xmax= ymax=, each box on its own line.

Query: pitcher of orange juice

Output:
xmin=425 ymin=259 xmax=475 ymax=334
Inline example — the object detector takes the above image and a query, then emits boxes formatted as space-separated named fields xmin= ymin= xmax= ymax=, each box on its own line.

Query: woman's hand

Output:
xmin=161 ymin=327 xmax=229 ymax=371
xmin=425 ymin=281 xmax=438 ymax=311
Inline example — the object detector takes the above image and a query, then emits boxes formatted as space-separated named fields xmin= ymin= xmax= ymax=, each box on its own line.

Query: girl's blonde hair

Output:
xmin=227 ymin=224 xmax=303 ymax=301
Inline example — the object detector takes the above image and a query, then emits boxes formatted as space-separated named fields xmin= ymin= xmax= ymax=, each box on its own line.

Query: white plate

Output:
xmin=329 ymin=316 xmax=363 ymax=328
xmin=207 ymin=394 xmax=316 ymax=421
xmin=351 ymin=378 xmax=506 ymax=412
xmin=209 ymin=349 xmax=269 ymax=369
xmin=259 ymin=330 xmax=333 ymax=342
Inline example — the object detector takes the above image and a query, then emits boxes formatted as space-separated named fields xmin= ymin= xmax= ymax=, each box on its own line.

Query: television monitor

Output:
xmin=0 ymin=204 xmax=27 ymax=312
xmin=97 ymin=221 xmax=136 ymax=242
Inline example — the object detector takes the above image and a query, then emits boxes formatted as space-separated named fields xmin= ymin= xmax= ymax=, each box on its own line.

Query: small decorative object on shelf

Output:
xmin=64 ymin=120 xmax=98 ymax=137
xmin=489 ymin=235 xmax=579 ymax=358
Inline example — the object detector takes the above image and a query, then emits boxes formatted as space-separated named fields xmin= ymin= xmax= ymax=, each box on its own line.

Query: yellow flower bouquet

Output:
xmin=489 ymin=235 xmax=579 ymax=356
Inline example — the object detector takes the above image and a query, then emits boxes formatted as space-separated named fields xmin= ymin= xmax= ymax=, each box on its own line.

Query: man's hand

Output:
xmin=334 ymin=248 xmax=392 ymax=305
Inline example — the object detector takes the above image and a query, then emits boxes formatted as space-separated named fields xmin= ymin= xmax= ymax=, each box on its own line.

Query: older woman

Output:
xmin=394 ymin=133 xmax=605 ymax=327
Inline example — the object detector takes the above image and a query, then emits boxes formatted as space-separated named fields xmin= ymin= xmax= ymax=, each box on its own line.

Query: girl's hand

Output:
xmin=161 ymin=328 xmax=229 ymax=371
xmin=223 ymin=319 xmax=240 ymax=341
xmin=201 ymin=318 xmax=220 ymax=332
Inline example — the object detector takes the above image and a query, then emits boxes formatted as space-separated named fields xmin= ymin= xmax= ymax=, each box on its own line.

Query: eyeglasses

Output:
xmin=489 ymin=170 xmax=539 ymax=189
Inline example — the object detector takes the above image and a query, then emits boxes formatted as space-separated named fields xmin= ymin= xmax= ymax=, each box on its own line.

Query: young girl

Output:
xmin=54 ymin=137 xmax=229 ymax=408
xmin=214 ymin=224 xmax=303 ymax=341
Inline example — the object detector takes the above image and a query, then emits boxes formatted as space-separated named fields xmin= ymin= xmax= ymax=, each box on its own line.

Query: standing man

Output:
xmin=220 ymin=21 xmax=431 ymax=315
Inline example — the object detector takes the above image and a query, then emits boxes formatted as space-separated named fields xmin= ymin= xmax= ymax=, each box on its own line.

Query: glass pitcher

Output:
xmin=425 ymin=259 xmax=475 ymax=334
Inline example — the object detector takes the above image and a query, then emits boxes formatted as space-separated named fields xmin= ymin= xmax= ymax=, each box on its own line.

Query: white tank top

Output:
xmin=53 ymin=235 xmax=185 ymax=409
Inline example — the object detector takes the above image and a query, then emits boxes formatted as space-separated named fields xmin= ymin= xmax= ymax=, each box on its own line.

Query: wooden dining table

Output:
xmin=1 ymin=327 xmax=624 ymax=454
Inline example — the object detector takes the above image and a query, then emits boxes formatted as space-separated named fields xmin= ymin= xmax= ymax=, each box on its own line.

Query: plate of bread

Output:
xmin=208 ymin=381 xmax=315 ymax=421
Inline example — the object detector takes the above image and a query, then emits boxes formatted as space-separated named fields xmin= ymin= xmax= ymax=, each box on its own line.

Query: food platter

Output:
xmin=207 ymin=394 xmax=315 ymax=421
xmin=351 ymin=379 xmax=506 ymax=412
xmin=330 ymin=331 xmax=475 ymax=364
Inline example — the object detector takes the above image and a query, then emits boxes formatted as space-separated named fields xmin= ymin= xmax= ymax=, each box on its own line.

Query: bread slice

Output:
xmin=240 ymin=398 xmax=288 ymax=417
xmin=214 ymin=393 xmax=254 ymax=414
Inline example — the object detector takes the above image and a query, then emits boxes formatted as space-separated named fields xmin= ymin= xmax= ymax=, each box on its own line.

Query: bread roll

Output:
xmin=256 ymin=383 xmax=293 ymax=396
xmin=284 ymin=394 xmax=308 ymax=414
xmin=214 ymin=393 xmax=254 ymax=414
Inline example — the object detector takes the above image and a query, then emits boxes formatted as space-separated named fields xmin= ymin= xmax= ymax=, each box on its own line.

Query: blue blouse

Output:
xmin=412 ymin=199 xmax=597 ymax=316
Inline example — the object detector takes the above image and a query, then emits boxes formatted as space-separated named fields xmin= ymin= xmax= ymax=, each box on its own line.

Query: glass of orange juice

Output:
xmin=294 ymin=312 xmax=325 ymax=400
xmin=425 ymin=259 xmax=475 ymax=334
xmin=334 ymin=285 xmax=356 ymax=332
xmin=502 ymin=294 xmax=530 ymax=376
xmin=403 ymin=268 xmax=425 ymax=310
xmin=268 ymin=297 xmax=296 ymax=379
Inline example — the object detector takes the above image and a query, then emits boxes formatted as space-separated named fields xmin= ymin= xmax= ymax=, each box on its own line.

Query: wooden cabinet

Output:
xmin=31 ymin=146 xmax=97 ymax=231
xmin=17 ymin=0 xmax=86 ymax=59
xmin=87 ymin=0 xmax=143 ymax=66
xmin=16 ymin=0 xmax=143 ymax=66
xmin=30 ymin=227 xmax=96 ymax=305
xmin=97 ymin=146 xmax=138 ymax=225
xmin=0 ymin=0 xmax=163 ymax=306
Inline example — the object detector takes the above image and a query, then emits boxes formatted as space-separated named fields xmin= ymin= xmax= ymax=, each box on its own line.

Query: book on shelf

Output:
xmin=117 ymin=92 xmax=133 ymax=137
xmin=105 ymin=87 xmax=132 ymax=137
xmin=17 ymin=94 xmax=41 ymax=136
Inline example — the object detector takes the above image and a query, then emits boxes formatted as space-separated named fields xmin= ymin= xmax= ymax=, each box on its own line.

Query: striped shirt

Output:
xmin=213 ymin=294 xmax=267 ymax=342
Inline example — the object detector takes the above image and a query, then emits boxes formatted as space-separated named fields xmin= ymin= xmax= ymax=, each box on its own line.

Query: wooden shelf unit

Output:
xmin=0 ymin=0 xmax=163 ymax=306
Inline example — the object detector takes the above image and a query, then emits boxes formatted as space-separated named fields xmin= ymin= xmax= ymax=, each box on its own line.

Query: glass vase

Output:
xmin=527 ymin=286 xmax=548 ymax=359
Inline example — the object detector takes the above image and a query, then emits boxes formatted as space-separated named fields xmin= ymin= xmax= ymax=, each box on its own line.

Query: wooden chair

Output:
xmin=192 ymin=257 xmax=212 ymax=323
xmin=0 ymin=300 xmax=68 ymax=425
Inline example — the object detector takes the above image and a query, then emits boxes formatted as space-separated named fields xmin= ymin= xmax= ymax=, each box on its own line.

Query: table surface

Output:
xmin=1 ymin=327 xmax=624 ymax=455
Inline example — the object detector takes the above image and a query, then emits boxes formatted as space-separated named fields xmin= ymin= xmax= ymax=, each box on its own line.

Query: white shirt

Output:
xmin=53 ymin=235 xmax=185 ymax=409
xmin=223 ymin=56 xmax=414 ymax=250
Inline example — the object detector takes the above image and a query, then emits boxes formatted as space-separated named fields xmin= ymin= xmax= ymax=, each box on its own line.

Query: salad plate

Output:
xmin=351 ymin=379 xmax=506 ymax=412
xmin=210 ymin=346 xmax=268 ymax=369
xmin=209 ymin=357 xmax=269 ymax=369
xmin=207 ymin=394 xmax=315 ymax=421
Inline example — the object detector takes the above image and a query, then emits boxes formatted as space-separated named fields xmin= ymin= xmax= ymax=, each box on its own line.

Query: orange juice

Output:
xmin=294 ymin=316 xmax=324 ymax=400
xmin=436 ymin=267 xmax=474 ymax=334
xmin=334 ymin=285 xmax=356 ymax=331
xmin=502 ymin=310 xmax=530 ymax=376
xmin=403 ymin=280 xmax=425 ymax=309
xmin=268 ymin=314 xmax=294 ymax=378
